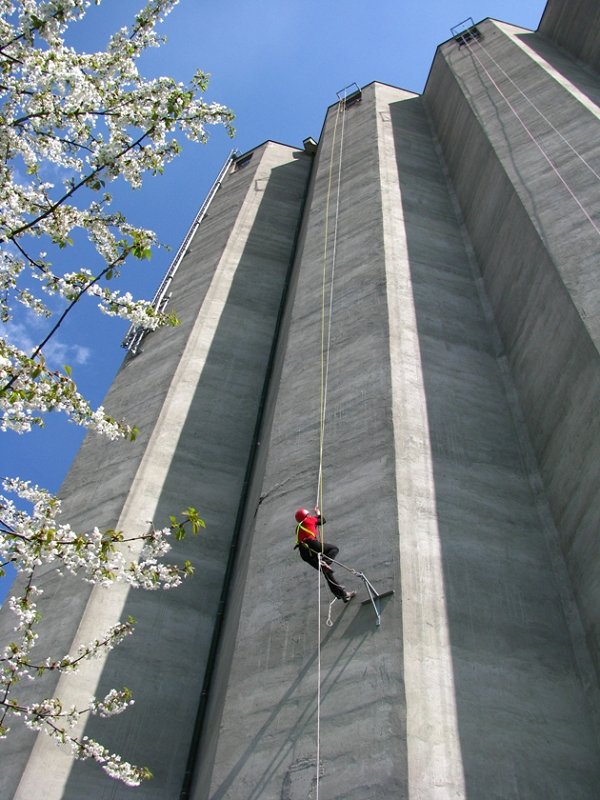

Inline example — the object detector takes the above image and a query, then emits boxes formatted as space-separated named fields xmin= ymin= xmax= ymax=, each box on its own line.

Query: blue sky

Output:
xmin=0 ymin=0 xmax=547 ymax=598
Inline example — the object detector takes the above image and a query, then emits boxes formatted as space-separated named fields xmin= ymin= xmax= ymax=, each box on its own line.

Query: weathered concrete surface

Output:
xmin=539 ymin=0 xmax=600 ymax=75
xmin=192 ymin=78 xmax=600 ymax=798
xmin=4 ymin=3 xmax=600 ymax=798
xmin=425 ymin=17 xmax=600 ymax=704
xmin=196 ymin=83 xmax=408 ymax=800
xmin=0 ymin=142 xmax=312 ymax=800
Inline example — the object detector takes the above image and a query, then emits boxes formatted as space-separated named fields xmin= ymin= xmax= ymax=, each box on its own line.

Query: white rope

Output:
xmin=316 ymin=97 xmax=347 ymax=510
xmin=316 ymin=553 xmax=322 ymax=799
xmin=321 ymin=95 xmax=347 ymax=463
xmin=463 ymin=36 xmax=600 ymax=238
xmin=313 ymin=91 xmax=348 ymax=800
xmin=472 ymin=35 xmax=600 ymax=183
xmin=326 ymin=598 xmax=337 ymax=628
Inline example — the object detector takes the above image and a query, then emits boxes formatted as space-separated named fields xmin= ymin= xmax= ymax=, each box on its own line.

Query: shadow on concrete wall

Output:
xmin=62 ymin=154 xmax=312 ymax=799
xmin=449 ymin=40 xmax=548 ymax=236
xmin=517 ymin=31 xmax=600 ymax=109
xmin=208 ymin=608 xmax=374 ymax=800
xmin=390 ymin=95 xmax=600 ymax=798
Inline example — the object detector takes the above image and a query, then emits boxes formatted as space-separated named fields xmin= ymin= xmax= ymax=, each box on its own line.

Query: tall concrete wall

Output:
xmin=539 ymin=0 xmax=600 ymax=74
xmin=190 ymin=79 xmax=600 ymax=798
xmin=194 ymin=83 xmax=409 ymax=800
xmin=0 ymin=141 xmax=313 ymax=800
xmin=425 ymin=17 xmax=600 ymax=692
xmin=3 ymin=2 xmax=600 ymax=798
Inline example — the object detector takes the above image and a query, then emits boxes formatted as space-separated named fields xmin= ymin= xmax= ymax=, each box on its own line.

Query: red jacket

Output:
xmin=296 ymin=514 xmax=323 ymax=545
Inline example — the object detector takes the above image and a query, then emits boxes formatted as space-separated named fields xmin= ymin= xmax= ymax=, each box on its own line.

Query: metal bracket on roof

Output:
xmin=451 ymin=17 xmax=482 ymax=47
xmin=336 ymin=82 xmax=362 ymax=107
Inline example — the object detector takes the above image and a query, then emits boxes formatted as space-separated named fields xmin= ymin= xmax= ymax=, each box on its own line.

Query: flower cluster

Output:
xmin=0 ymin=0 xmax=234 ymax=435
xmin=14 ymin=688 xmax=150 ymax=785
xmin=0 ymin=476 xmax=204 ymax=784
xmin=0 ymin=478 xmax=203 ymax=588
xmin=1 ymin=2 xmax=223 ymax=781
xmin=0 ymin=338 xmax=133 ymax=437
xmin=91 ymin=687 xmax=134 ymax=718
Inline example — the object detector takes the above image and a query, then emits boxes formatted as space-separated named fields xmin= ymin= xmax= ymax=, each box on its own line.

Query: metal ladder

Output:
xmin=122 ymin=149 xmax=236 ymax=355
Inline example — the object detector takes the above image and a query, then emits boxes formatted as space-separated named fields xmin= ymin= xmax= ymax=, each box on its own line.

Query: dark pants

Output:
xmin=299 ymin=539 xmax=347 ymax=600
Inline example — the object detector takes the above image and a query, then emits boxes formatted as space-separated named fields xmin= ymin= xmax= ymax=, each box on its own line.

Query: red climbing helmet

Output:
xmin=295 ymin=507 xmax=310 ymax=523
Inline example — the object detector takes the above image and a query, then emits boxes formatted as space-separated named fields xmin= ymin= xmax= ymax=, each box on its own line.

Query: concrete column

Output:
xmin=197 ymin=83 xmax=408 ymax=800
xmin=425 ymin=17 xmax=600 ymax=696
xmin=539 ymin=0 xmax=600 ymax=74
xmin=1 ymin=142 xmax=312 ymax=800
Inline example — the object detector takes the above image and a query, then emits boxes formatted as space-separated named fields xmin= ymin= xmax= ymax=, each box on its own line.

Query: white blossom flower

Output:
xmin=1 ymin=473 xmax=203 ymax=783
xmin=0 ymin=0 xmax=220 ymax=783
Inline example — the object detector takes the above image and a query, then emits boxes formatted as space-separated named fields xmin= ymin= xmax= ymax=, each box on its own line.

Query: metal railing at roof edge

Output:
xmin=121 ymin=149 xmax=237 ymax=355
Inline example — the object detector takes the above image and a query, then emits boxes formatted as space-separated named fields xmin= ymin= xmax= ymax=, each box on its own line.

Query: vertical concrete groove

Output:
xmin=179 ymin=149 xmax=314 ymax=800
xmin=376 ymin=83 xmax=466 ymax=799
xmin=437 ymin=21 xmax=600 ymax=349
xmin=489 ymin=21 xmax=600 ymax=119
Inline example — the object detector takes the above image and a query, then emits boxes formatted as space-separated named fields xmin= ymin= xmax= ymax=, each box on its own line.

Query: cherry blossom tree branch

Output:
xmin=0 ymin=0 xmax=225 ymax=783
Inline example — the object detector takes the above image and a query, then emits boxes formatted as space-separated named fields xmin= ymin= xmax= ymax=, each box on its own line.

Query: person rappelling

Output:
xmin=294 ymin=506 xmax=355 ymax=603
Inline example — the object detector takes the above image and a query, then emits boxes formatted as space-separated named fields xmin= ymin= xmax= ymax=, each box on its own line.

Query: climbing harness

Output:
xmin=294 ymin=521 xmax=312 ymax=547
xmin=452 ymin=18 xmax=600 ymax=239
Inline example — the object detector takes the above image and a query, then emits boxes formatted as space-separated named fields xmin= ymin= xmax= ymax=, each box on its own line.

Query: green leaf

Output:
xmin=174 ymin=526 xmax=186 ymax=541
xmin=54 ymin=236 xmax=74 ymax=249
xmin=63 ymin=364 xmax=72 ymax=376
xmin=182 ymin=507 xmax=205 ymax=534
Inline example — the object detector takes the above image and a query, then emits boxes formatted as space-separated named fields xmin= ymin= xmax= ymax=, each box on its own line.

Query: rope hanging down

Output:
xmin=314 ymin=91 xmax=347 ymax=800
xmin=316 ymin=552 xmax=322 ymax=796
xmin=316 ymin=96 xmax=347 ymax=514
xmin=310 ymin=84 xmax=392 ymax=799
xmin=471 ymin=35 xmax=600 ymax=183
xmin=458 ymin=25 xmax=600 ymax=238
